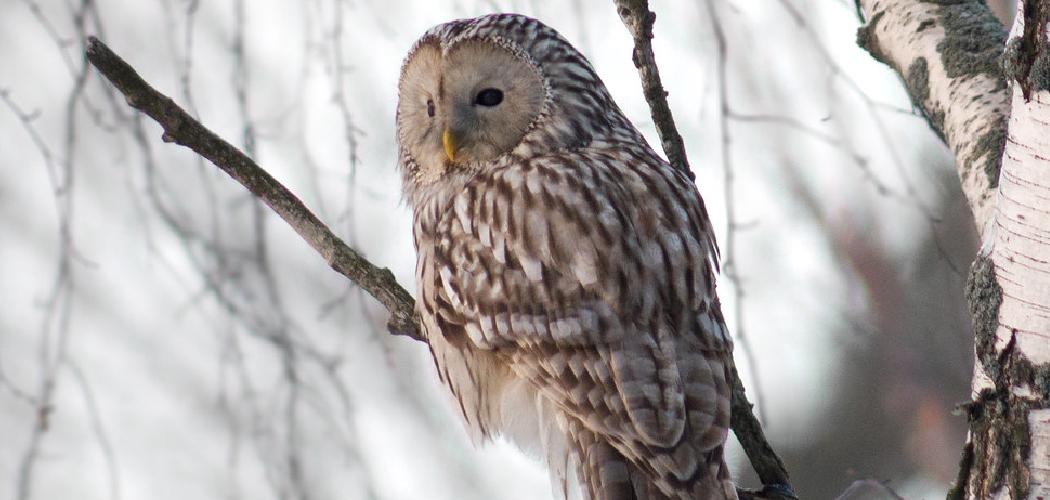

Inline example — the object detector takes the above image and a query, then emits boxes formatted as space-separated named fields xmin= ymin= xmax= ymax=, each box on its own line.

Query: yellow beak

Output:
xmin=442 ymin=128 xmax=458 ymax=162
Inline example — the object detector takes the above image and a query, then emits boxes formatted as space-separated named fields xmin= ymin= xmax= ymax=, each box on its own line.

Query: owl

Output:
xmin=396 ymin=13 xmax=736 ymax=500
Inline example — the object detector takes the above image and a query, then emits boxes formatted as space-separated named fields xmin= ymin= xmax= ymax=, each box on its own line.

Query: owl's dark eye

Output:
xmin=426 ymin=99 xmax=435 ymax=117
xmin=475 ymin=88 xmax=503 ymax=107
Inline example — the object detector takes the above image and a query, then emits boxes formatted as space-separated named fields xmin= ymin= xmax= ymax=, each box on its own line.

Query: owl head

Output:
xmin=396 ymin=14 xmax=640 ymax=191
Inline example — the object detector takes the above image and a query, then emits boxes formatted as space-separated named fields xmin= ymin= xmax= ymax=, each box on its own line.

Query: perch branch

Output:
xmin=855 ymin=0 xmax=1008 ymax=235
xmin=615 ymin=1 xmax=794 ymax=496
xmin=84 ymin=36 xmax=422 ymax=341
xmin=729 ymin=366 xmax=792 ymax=494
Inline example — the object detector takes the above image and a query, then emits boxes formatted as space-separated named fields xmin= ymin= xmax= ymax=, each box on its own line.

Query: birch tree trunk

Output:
xmin=856 ymin=0 xmax=1050 ymax=498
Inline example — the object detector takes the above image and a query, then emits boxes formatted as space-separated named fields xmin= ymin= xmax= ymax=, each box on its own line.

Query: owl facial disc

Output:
xmin=397 ymin=38 xmax=545 ymax=181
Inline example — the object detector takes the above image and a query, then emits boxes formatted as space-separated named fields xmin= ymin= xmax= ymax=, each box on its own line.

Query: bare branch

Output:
xmin=9 ymin=4 xmax=98 ymax=498
xmin=67 ymin=361 xmax=122 ymax=500
xmin=615 ymin=1 xmax=793 ymax=496
xmin=84 ymin=37 xmax=421 ymax=341
xmin=612 ymin=0 xmax=692 ymax=178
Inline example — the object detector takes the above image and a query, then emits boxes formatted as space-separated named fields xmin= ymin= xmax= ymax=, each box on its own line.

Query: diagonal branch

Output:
xmin=615 ymin=1 xmax=794 ymax=496
xmin=613 ymin=0 xmax=692 ymax=178
xmin=84 ymin=36 xmax=421 ymax=342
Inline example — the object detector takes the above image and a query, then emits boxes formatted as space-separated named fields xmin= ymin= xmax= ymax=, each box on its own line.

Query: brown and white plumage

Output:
xmin=396 ymin=13 xmax=736 ymax=500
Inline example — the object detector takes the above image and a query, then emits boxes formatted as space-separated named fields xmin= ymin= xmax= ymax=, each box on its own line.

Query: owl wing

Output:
xmin=429 ymin=149 xmax=732 ymax=453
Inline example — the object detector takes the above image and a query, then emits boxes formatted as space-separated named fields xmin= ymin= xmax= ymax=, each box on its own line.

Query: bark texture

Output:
xmin=856 ymin=0 xmax=1008 ymax=235
xmin=961 ymin=2 xmax=1050 ymax=497
xmin=858 ymin=0 xmax=1050 ymax=498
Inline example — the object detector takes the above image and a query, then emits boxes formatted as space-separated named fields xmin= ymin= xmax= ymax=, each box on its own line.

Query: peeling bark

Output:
xmin=856 ymin=0 xmax=1008 ymax=234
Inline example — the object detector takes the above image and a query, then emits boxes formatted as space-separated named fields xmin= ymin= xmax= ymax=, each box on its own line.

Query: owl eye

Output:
xmin=475 ymin=88 xmax=503 ymax=107
xmin=426 ymin=99 xmax=435 ymax=118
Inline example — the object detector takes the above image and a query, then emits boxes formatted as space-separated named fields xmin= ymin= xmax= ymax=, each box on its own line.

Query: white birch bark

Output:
xmin=857 ymin=0 xmax=1008 ymax=236
xmin=980 ymin=2 xmax=1050 ymax=495
xmin=858 ymin=0 xmax=1050 ymax=498
xmin=992 ymin=3 xmax=1050 ymax=370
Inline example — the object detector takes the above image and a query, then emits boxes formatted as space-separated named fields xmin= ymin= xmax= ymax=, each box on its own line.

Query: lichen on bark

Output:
xmin=1030 ymin=50 xmax=1050 ymax=90
xmin=1003 ymin=0 xmax=1050 ymax=98
xmin=962 ymin=388 xmax=1031 ymax=499
xmin=935 ymin=0 xmax=1008 ymax=190
xmin=961 ymin=256 xmax=1050 ymax=499
xmin=1002 ymin=37 xmax=1028 ymax=82
xmin=856 ymin=11 xmax=888 ymax=64
xmin=905 ymin=57 xmax=931 ymax=105
xmin=928 ymin=0 xmax=1008 ymax=84
xmin=967 ymin=255 xmax=1002 ymax=379
xmin=946 ymin=439 xmax=974 ymax=500
xmin=967 ymin=122 xmax=1006 ymax=187
xmin=960 ymin=256 xmax=1018 ymax=499
xmin=904 ymin=57 xmax=949 ymax=142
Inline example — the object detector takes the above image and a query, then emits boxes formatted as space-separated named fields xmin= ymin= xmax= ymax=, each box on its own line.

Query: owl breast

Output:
xmin=400 ymin=13 xmax=735 ymax=499
xmin=412 ymin=175 xmax=538 ymax=443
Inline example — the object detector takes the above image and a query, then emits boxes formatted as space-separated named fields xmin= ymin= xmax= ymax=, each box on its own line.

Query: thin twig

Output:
xmin=726 ymin=111 xmax=868 ymax=164
xmin=775 ymin=0 xmax=939 ymax=209
xmin=12 ymin=4 xmax=96 ymax=499
xmin=67 ymin=361 xmax=122 ymax=500
xmin=84 ymin=36 xmax=421 ymax=341
xmin=705 ymin=0 xmax=767 ymax=425
xmin=229 ymin=4 xmax=312 ymax=499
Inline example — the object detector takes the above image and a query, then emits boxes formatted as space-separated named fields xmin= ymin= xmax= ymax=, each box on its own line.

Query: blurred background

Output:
xmin=0 ymin=0 xmax=1016 ymax=499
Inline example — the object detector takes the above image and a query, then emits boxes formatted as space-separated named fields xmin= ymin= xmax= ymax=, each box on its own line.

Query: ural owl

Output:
xmin=396 ymin=13 xmax=736 ymax=500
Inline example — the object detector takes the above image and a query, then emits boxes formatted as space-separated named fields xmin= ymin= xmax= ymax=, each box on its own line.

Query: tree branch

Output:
xmin=84 ymin=36 xmax=422 ymax=342
xmin=615 ymin=2 xmax=794 ymax=497
xmin=613 ymin=0 xmax=692 ymax=178
xmin=855 ymin=0 xmax=1008 ymax=235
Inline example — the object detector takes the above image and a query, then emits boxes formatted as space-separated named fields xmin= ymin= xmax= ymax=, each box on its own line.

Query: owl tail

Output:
xmin=567 ymin=424 xmax=737 ymax=500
